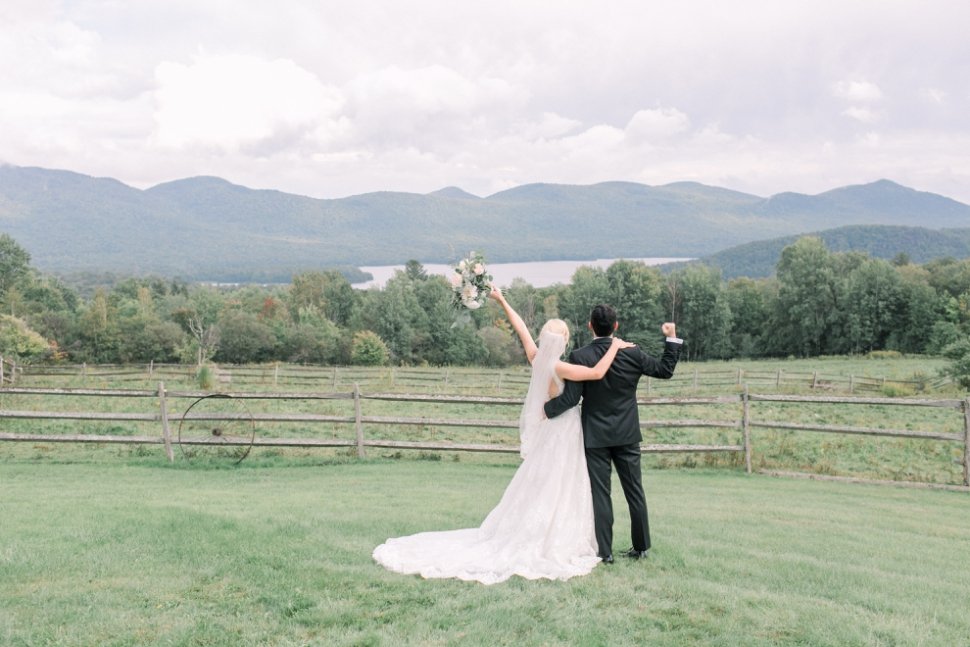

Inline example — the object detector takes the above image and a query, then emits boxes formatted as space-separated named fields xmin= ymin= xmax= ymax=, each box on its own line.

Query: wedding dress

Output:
xmin=373 ymin=330 xmax=599 ymax=585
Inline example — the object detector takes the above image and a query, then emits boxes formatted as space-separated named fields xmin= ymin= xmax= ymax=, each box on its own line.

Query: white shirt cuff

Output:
xmin=666 ymin=337 xmax=683 ymax=344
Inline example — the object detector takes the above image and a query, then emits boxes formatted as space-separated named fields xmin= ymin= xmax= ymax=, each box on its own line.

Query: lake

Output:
xmin=353 ymin=258 xmax=691 ymax=289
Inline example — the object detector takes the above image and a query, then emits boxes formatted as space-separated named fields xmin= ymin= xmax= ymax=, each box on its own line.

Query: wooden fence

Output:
xmin=17 ymin=362 xmax=945 ymax=395
xmin=1 ymin=383 xmax=967 ymax=490
xmin=0 ymin=356 xmax=19 ymax=386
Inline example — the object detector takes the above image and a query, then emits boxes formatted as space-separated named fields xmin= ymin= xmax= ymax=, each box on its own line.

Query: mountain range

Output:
xmin=1 ymin=164 xmax=969 ymax=282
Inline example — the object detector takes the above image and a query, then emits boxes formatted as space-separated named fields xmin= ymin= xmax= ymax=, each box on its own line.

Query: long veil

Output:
xmin=518 ymin=329 xmax=567 ymax=458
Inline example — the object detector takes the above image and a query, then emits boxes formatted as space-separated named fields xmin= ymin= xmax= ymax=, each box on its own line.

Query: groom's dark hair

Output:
xmin=589 ymin=304 xmax=617 ymax=337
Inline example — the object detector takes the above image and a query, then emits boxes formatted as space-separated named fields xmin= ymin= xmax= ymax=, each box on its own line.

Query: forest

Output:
xmin=3 ymin=232 xmax=970 ymax=378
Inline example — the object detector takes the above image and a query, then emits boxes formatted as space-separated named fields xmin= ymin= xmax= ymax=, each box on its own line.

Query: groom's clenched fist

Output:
xmin=662 ymin=322 xmax=676 ymax=338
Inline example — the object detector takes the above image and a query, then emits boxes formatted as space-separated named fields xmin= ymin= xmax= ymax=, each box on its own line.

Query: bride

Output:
xmin=373 ymin=287 xmax=634 ymax=584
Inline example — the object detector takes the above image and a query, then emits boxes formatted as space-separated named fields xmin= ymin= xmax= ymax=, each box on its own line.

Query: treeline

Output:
xmin=2 ymin=233 xmax=970 ymax=370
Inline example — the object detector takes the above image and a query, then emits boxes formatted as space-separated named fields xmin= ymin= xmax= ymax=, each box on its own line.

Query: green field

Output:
xmin=1 ymin=459 xmax=968 ymax=646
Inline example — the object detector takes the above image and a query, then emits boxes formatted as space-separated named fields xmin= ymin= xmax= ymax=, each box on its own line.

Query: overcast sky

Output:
xmin=1 ymin=0 xmax=968 ymax=202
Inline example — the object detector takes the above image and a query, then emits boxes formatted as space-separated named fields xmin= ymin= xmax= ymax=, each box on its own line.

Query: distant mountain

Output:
xmin=430 ymin=186 xmax=480 ymax=200
xmin=666 ymin=225 xmax=970 ymax=279
xmin=1 ymin=164 xmax=968 ymax=281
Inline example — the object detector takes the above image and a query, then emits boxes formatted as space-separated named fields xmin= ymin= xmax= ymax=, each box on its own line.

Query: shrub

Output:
xmin=0 ymin=315 xmax=49 ymax=361
xmin=196 ymin=364 xmax=215 ymax=390
xmin=351 ymin=331 xmax=389 ymax=366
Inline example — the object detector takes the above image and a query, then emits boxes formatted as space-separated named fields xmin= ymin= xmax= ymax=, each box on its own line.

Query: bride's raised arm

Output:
xmin=556 ymin=337 xmax=635 ymax=382
xmin=490 ymin=287 xmax=538 ymax=363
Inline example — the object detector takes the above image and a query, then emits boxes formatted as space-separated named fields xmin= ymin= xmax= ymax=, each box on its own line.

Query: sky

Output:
xmin=1 ymin=0 xmax=968 ymax=203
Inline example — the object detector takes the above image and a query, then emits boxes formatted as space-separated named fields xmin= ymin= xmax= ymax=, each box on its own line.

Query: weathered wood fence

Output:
xmin=1 ymin=384 xmax=967 ymax=490
xmin=0 ymin=356 xmax=19 ymax=385
xmin=18 ymin=362 xmax=944 ymax=394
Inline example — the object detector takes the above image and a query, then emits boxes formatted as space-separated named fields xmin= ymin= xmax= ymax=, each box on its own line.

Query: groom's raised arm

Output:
xmin=639 ymin=338 xmax=683 ymax=379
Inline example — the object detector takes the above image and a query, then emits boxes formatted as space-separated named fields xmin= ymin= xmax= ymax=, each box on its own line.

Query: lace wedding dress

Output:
xmin=373 ymin=330 xmax=599 ymax=585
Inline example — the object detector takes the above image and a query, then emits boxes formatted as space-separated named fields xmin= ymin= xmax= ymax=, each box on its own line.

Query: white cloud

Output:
xmin=833 ymin=80 xmax=884 ymax=103
xmin=625 ymin=107 xmax=690 ymax=142
xmin=345 ymin=64 xmax=522 ymax=151
xmin=842 ymin=106 xmax=880 ymax=123
xmin=152 ymin=54 xmax=344 ymax=154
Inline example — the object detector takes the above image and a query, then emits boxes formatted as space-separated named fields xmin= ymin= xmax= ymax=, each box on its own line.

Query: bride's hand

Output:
xmin=612 ymin=337 xmax=636 ymax=350
xmin=489 ymin=285 xmax=503 ymax=302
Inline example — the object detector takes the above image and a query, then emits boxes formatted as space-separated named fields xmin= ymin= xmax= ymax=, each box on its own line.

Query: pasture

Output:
xmin=1 ymin=355 xmax=967 ymax=486
xmin=1 ymin=460 xmax=968 ymax=646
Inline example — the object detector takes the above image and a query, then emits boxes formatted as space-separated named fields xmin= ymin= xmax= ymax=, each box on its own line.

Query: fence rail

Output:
xmin=1 ymin=382 xmax=967 ymax=489
xmin=15 ymin=361 xmax=946 ymax=396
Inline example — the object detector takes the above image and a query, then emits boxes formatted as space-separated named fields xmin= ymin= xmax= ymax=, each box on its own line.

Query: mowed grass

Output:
xmin=1 ymin=458 xmax=968 ymax=646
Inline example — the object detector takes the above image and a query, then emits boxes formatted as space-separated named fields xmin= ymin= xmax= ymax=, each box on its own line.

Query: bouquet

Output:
xmin=451 ymin=251 xmax=492 ymax=311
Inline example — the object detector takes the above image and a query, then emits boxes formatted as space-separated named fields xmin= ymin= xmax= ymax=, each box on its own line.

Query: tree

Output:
xmin=772 ymin=237 xmax=840 ymax=356
xmin=351 ymin=330 xmax=389 ymax=366
xmin=560 ymin=266 xmax=611 ymax=348
xmin=0 ymin=234 xmax=31 ymax=301
xmin=215 ymin=310 xmax=278 ymax=363
xmin=369 ymin=270 xmax=425 ymax=363
xmin=843 ymin=258 xmax=904 ymax=353
xmin=891 ymin=264 xmax=945 ymax=353
xmin=725 ymin=277 xmax=775 ymax=358
xmin=0 ymin=315 xmax=49 ymax=361
xmin=170 ymin=288 xmax=224 ymax=365
xmin=605 ymin=260 xmax=664 ymax=350
xmin=281 ymin=319 xmax=342 ymax=364
xmin=74 ymin=289 xmax=121 ymax=362
xmin=289 ymin=271 xmax=356 ymax=326
xmin=665 ymin=265 xmax=732 ymax=360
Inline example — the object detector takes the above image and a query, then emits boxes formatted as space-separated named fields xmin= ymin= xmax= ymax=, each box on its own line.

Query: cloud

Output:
xmin=345 ymin=64 xmax=522 ymax=151
xmin=842 ymin=106 xmax=880 ymax=123
xmin=2 ymin=0 xmax=970 ymax=205
xmin=152 ymin=54 xmax=344 ymax=154
xmin=833 ymin=80 xmax=884 ymax=103
xmin=625 ymin=107 xmax=690 ymax=142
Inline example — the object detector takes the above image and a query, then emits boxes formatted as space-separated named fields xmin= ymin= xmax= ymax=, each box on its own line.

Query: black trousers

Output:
xmin=585 ymin=443 xmax=651 ymax=557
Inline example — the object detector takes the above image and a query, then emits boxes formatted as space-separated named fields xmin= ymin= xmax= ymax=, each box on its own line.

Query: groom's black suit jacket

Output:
xmin=543 ymin=337 xmax=682 ymax=448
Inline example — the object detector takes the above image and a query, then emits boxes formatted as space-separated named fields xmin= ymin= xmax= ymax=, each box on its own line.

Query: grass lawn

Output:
xmin=1 ymin=457 xmax=968 ymax=646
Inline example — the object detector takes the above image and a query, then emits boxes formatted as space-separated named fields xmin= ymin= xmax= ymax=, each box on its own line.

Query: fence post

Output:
xmin=331 ymin=367 xmax=338 ymax=391
xmin=0 ymin=355 xmax=4 ymax=384
xmin=693 ymin=368 xmax=698 ymax=392
xmin=736 ymin=368 xmax=742 ymax=385
xmin=849 ymin=374 xmax=854 ymax=394
xmin=812 ymin=371 xmax=818 ymax=389
xmin=274 ymin=362 xmax=279 ymax=387
xmin=963 ymin=398 xmax=970 ymax=487
xmin=10 ymin=360 xmax=15 ymax=384
xmin=776 ymin=370 xmax=781 ymax=387
xmin=743 ymin=385 xmax=751 ymax=474
xmin=646 ymin=376 xmax=652 ymax=395
xmin=158 ymin=381 xmax=174 ymax=463
xmin=354 ymin=383 xmax=365 ymax=458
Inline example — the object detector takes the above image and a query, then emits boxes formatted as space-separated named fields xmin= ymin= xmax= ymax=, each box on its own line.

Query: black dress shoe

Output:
xmin=624 ymin=548 xmax=649 ymax=560
xmin=601 ymin=554 xmax=614 ymax=564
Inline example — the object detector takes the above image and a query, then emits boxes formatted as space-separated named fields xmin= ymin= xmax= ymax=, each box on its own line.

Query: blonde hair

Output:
xmin=539 ymin=318 xmax=570 ymax=348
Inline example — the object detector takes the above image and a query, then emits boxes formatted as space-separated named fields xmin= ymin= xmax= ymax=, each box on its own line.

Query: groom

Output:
xmin=544 ymin=304 xmax=682 ymax=563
